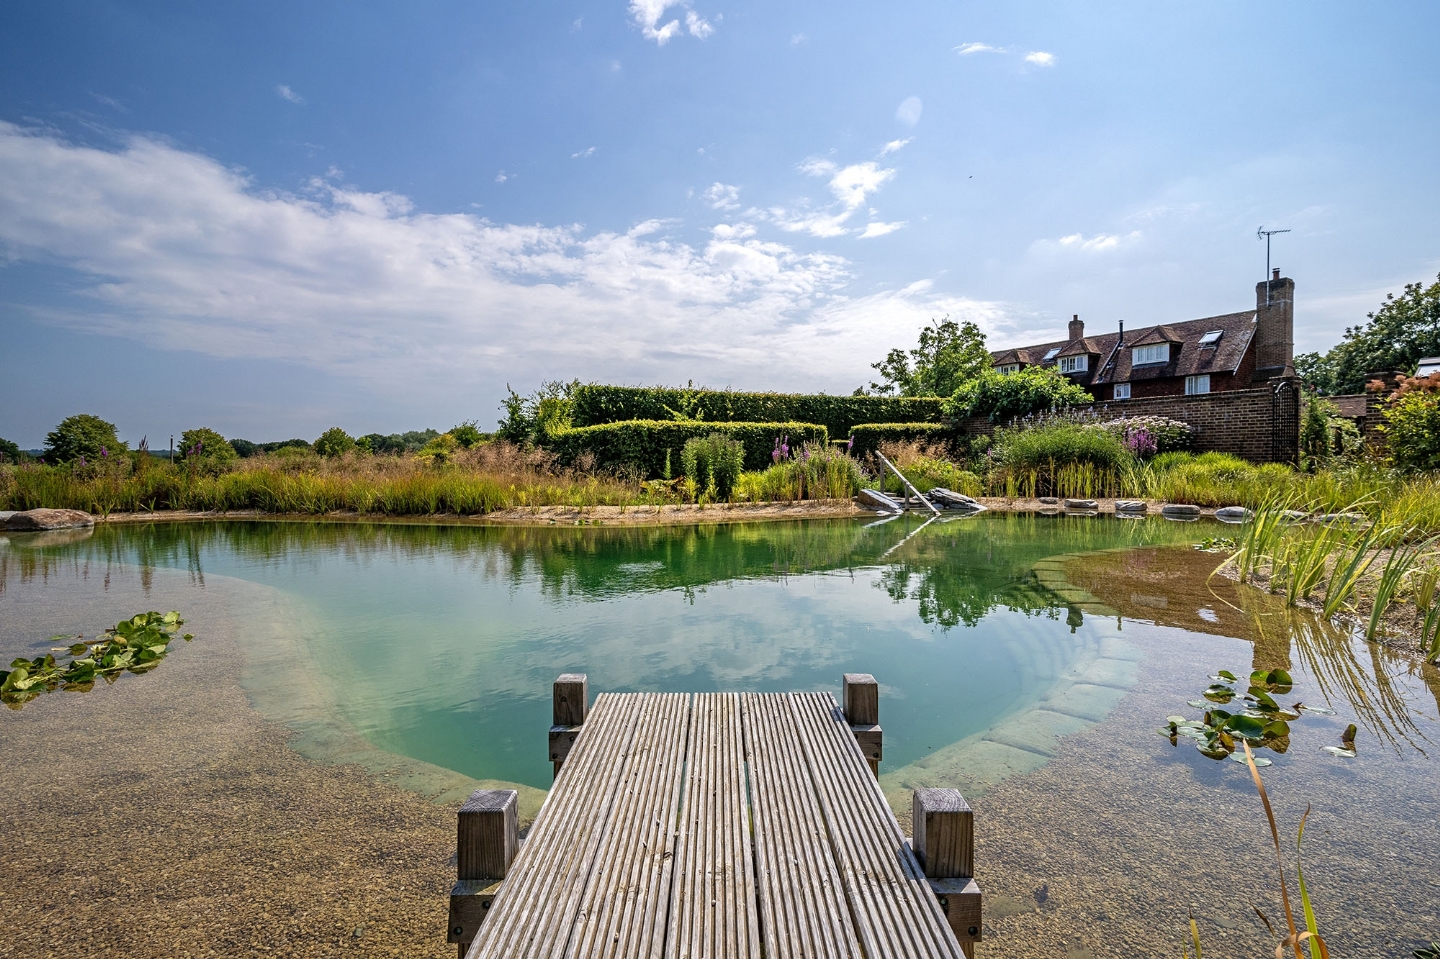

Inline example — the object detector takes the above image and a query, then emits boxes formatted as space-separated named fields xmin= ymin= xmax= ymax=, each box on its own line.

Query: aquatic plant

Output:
xmin=1 ymin=611 xmax=192 ymax=708
xmin=1160 ymin=668 xmax=1306 ymax=765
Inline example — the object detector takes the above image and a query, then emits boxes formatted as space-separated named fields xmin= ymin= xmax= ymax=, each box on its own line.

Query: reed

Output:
xmin=1364 ymin=533 xmax=1427 ymax=642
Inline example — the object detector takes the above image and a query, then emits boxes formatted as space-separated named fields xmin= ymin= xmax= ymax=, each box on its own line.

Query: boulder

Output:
xmin=1064 ymin=499 xmax=1099 ymax=511
xmin=1314 ymin=512 xmax=1367 ymax=527
xmin=1114 ymin=500 xmax=1148 ymax=513
xmin=0 ymin=511 xmax=15 ymax=524
xmin=857 ymin=489 xmax=904 ymax=513
xmin=4 ymin=508 xmax=95 ymax=531
xmin=1214 ymin=506 xmax=1252 ymax=523
xmin=1038 ymin=497 xmax=1059 ymax=505
xmin=1160 ymin=504 xmax=1202 ymax=519
xmin=927 ymin=488 xmax=985 ymax=511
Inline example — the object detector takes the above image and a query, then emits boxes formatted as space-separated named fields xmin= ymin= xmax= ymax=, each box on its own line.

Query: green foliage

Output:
xmin=498 ymin=380 xmax=579 ymax=444
xmin=1296 ymin=273 xmax=1440 ymax=394
xmin=43 ymin=413 xmax=126 ymax=463
xmin=356 ymin=430 xmax=439 ymax=455
xmin=416 ymin=432 xmax=460 ymax=463
xmin=1094 ymin=414 xmax=1192 ymax=455
xmin=898 ymin=459 xmax=982 ymax=497
xmin=847 ymin=423 xmax=953 ymax=458
xmin=993 ymin=422 xmax=1132 ymax=472
xmin=450 ymin=420 xmax=487 ymax=448
xmin=568 ymin=385 xmax=945 ymax=440
xmin=680 ymin=433 xmax=745 ymax=499
xmin=176 ymin=428 xmax=238 ymax=477
xmin=735 ymin=446 xmax=866 ymax=502
xmin=548 ymin=420 xmax=828 ymax=478
xmin=1298 ymin=395 xmax=1361 ymax=471
xmin=1 ymin=611 xmax=193 ymax=708
xmin=1380 ymin=390 xmax=1440 ymax=472
xmin=944 ymin=367 xmax=1092 ymax=422
xmin=1159 ymin=666 xmax=1301 ymax=764
xmin=0 ymin=436 xmax=25 ymax=464
xmin=230 ymin=438 xmax=312 ymax=458
xmin=866 ymin=316 xmax=990 ymax=397
xmin=314 ymin=427 xmax=356 ymax=457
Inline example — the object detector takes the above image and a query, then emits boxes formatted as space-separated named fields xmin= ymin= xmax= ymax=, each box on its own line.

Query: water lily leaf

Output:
xmin=1204 ymin=689 xmax=1235 ymax=703
xmin=1216 ymin=670 xmax=1238 ymax=682
xmin=1225 ymin=715 xmax=1267 ymax=740
xmin=1196 ymin=742 xmax=1230 ymax=760
xmin=68 ymin=643 xmax=89 ymax=656
xmin=1321 ymin=746 xmax=1356 ymax=758
xmin=1263 ymin=720 xmax=1291 ymax=738
xmin=1177 ymin=727 xmax=1208 ymax=740
xmin=1297 ymin=703 xmax=1335 ymax=715
xmin=1187 ymin=699 xmax=1210 ymax=708
xmin=1269 ymin=668 xmax=1293 ymax=686
xmin=1229 ymin=752 xmax=1272 ymax=767
xmin=1166 ymin=715 xmax=1187 ymax=725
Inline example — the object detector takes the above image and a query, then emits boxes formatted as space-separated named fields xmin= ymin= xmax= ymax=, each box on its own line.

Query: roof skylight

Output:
xmin=1042 ymin=347 xmax=1061 ymax=361
xmin=1198 ymin=330 xmax=1223 ymax=347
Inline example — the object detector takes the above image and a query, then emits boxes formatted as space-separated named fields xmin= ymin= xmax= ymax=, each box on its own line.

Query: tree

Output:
xmin=943 ymin=366 xmax=1093 ymax=422
xmin=1296 ymin=273 xmax=1440 ymax=394
xmin=177 ymin=428 xmax=238 ymax=466
xmin=866 ymin=317 xmax=991 ymax=397
xmin=0 ymin=437 xmax=24 ymax=464
xmin=314 ymin=427 xmax=356 ymax=457
xmin=450 ymin=420 xmax=487 ymax=448
xmin=44 ymin=414 xmax=126 ymax=463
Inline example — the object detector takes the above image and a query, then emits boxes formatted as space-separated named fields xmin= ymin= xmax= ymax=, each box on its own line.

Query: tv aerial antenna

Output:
xmin=1256 ymin=226 xmax=1290 ymax=305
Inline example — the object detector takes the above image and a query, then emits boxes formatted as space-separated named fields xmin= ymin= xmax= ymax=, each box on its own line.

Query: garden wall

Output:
xmin=955 ymin=380 xmax=1302 ymax=464
xmin=1332 ymin=392 xmax=1386 ymax=446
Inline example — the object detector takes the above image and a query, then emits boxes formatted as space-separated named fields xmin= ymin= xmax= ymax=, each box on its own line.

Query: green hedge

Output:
xmin=848 ymin=423 xmax=955 ymax=458
xmin=570 ymin=386 xmax=945 ymax=439
xmin=548 ymin=421 xmax=828 ymax=477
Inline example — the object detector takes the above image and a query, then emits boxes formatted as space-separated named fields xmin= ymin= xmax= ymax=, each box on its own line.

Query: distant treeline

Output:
xmin=229 ymin=429 xmax=444 ymax=457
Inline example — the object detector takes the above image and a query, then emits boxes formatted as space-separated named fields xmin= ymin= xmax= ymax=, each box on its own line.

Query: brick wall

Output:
xmin=1332 ymin=392 xmax=1387 ymax=445
xmin=955 ymin=379 xmax=1301 ymax=464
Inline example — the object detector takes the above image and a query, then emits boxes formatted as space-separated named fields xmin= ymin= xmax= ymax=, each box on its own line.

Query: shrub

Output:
xmin=547 ymin=421 xmax=828 ymax=477
xmin=874 ymin=438 xmax=981 ymax=496
xmin=1095 ymin=414 xmax=1191 ymax=455
xmin=498 ymin=380 xmax=579 ymax=444
xmin=1298 ymin=396 xmax=1361 ymax=471
xmin=944 ymin=367 xmax=1092 ymax=422
xmin=568 ymin=385 xmax=945 ymax=439
xmin=993 ymin=422 xmax=1132 ymax=472
xmin=681 ymin=433 xmax=745 ymax=499
xmin=736 ymin=445 xmax=866 ymax=502
xmin=1381 ymin=390 xmax=1440 ymax=472
xmin=416 ymin=433 xmax=460 ymax=464
xmin=848 ymin=423 xmax=953 ymax=458
xmin=0 ymin=437 xmax=25 ymax=464
xmin=314 ymin=427 xmax=356 ymax=457
xmin=450 ymin=420 xmax=487 ymax=449
xmin=44 ymin=414 xmax=126 ymax=463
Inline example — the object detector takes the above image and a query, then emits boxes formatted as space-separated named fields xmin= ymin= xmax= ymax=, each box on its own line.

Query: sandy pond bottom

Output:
xmin=4 ymin=549 xmax=1440 ymax=958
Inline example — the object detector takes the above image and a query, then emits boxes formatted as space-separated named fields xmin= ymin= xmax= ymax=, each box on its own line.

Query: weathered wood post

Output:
xmin=549 ymin=672 xmax=587 ymax=779
xmin=447 ymin=789 xmax=518 ymax=957
xmin=914 ymin=787 xmax=982 ymax=958
xmin=842 ymin=673 xmax=882 ymax=776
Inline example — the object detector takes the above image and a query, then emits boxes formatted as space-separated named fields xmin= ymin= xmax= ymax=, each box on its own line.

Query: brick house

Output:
xmin=990 ymin=272 xmax=1296 ymax=401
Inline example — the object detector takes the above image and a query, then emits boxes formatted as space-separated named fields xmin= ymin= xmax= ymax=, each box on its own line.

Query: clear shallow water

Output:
xmin=2 ymin=513 xmax=1206 ymax=788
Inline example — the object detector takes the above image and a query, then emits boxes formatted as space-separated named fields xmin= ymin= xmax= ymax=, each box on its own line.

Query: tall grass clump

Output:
xmin=681 ymin=433 xmax=745 ymax=500
xmin=987 ymin=421 xmax=1131 ymax=497
xmin=875 ymin=439 xmax=983 ymax=497
xmin=735 ymin=445 xmax=865 ymax=502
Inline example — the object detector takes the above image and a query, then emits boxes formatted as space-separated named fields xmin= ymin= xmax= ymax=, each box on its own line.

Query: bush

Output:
xmin=568 ymin=385 xmax=945 ymax=439
xmin=498 ymin=380 xmax=579 ymax=444
xmin=356 ymin=430 xmax=439 ymax=455
xmin=993 ymin=422 xmax=1132 ymax=472
xmin=1095 ymin=414 xmax=1191 ymax=455
xmin=44 ymin=414 xmax=126 ymax=464
xmin=1382 ymin=390 xmax=1440 ymax=472
xmin=231 ymin=438 xmax=312 ymax=458
xmin=0 ymin=437 xmax=25 ymax=464
xmin=450 ymin=421 xmax=487 ymax=449
xmin=416 ymin=433 xmax=460 ymax=464
xmin=314 ymin=427 xmax=356 ymax=457
xmin=1298 ymin=396 xmax=1361 ymax=471
xmin=681 ymin=434 xmax=745 ymax=499
xmin=176 ymin=428 xmax=238 ymax=477
xmin=547 ymin=421 xmax=828 ymax=477
xmin=736 ymin=445 xmax=866 ymax=502
xmin=848 ymin=423 xmax=953 ymax=458
xmin=944 ymin=367 xmax=1092 ymax=422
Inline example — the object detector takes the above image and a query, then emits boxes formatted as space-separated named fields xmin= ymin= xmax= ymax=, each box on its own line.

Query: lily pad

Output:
xmin=1297 ymin=703 xmax=1336 ymax=716
xmin=1229 ymin=752 xmax=1271 ymax=766
xmin=1321 ymin=746 xmax=1356 ymax=758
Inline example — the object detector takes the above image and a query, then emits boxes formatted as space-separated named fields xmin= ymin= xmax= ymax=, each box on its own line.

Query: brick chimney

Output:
xmin=1255 ymin=271 xmax=1295 ymax=378
xmin=1068 ymin=314 xmax=1084 ymax=341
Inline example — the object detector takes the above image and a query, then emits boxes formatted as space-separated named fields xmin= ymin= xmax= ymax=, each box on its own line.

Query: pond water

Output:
xmin=3 ymin=513 xmax=1439 ymax=957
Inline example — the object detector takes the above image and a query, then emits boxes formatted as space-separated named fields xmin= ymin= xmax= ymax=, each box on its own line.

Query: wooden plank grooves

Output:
xmin=787 ymin=693 xmax=966 ymax=959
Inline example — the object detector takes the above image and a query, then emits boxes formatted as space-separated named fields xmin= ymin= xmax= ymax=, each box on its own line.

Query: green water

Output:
xmin=0 ymin=512 xmax=1204 ymax=789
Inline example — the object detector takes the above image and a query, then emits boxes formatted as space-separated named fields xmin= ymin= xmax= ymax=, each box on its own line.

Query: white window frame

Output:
xmin=1185 ymin=374 xmax=1211 ymax=395
xmin=1132 ymin=343 xmax=1170 ymax=365
xmin=1058 ymin=354 xmax=1088 ymax=374
xmin=1198 ymin=330 xmax=1223 ymax=347
xmin=1113 ymin=383 xmax=1131 ymax=400
xmin=996 ymin=363 xmax=1020 ymax=375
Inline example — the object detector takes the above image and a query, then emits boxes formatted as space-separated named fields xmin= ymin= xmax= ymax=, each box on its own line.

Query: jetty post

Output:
xmin=447 ymin=788 xmax=518 ymax=957
xmin=914 ymin=787 xmax=982 ymax=957
xmin=843 ymin=672 xmax=883 ymax=776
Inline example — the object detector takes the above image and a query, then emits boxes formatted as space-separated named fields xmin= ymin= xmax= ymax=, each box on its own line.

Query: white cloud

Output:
xmin=895 ymin=96 xmax=923 ymax=127
xmin=768 ymin=160 xmax=899 ymax=239
xmin=275 ymin=84 xmax=306 ymax=104
xmin=879 ymin=138 xmax=911 ymax=157
xmin=1032 ymin=231 xmax=1142 ymax=254
xmin=494 ymin=171 xmax=508 ymax=183
xmin=570 ymin=146 xmax=597 ymax=159
xmin=954 ymin=42 xmax=1004 ymax=55
xmin=629 ymin=0 xmax=714 ymax=45
xmin=1024 ymin=51 xmax=1056 ymax=66
xmin=571 ymin=17 xmax=583 ymax=32
xmin=0 ymin=121 xmax=1003 ymax=395
xmin=859 ymin=221 xmax=906 ymax=239
xmin=790 ymin=33 xmax=807 ymax=46
xmin=703 ymin=182 xmax=741 ymax=210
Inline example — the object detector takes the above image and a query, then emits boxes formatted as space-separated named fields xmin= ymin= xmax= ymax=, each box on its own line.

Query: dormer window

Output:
xmin=1058 ymin=355 xmax=1088 ymax=374
xmin=996 ymin=363 xmax=1020 ymax=375
xmin=1198 ymin=330 xmax=1223 ymax=347
xmin=1132 ymin=343 xmax=1170 ymax=365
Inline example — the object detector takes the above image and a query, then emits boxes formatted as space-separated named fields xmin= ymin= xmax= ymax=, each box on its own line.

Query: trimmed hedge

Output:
xmin=570 ymin=386 xmax=946 ymax=439
xmin=848 ymin=423 xmax=954 ymax=458
xmin=548 ymin=421 xmax=829 ymax=477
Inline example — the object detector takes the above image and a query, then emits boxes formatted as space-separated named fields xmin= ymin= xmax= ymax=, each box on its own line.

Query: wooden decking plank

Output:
xmin=787 ymin=693 xmax=965 ymax=959
xmin=568 ymin=692 xmax=690 ymax=959
xmin=469 ymin=693 xmax=648 ymax=959
xmin=741 ymin=693 xmax=860 ymax=959
xmin=666 ymin=693 xmax=760 ymax=959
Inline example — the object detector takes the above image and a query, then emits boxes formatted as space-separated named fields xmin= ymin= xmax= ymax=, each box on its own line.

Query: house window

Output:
xmin=1058 ymin=355 xmax=1088 ymax=374
xmin=996 ymin=363 xmax=1020 ymax=374
xmin=1132 ymin=343 xmax=1170 ymax=365
xmin=1185 ymin=374 xmax=1211 ymax=395
xmin=1113 ymin=383 xmax=1131 ymax=400
xmin=1042 ymin=347 xmax=1061 ymax=361
xmin=1198 ymin=330 xmax=1223 ymax=347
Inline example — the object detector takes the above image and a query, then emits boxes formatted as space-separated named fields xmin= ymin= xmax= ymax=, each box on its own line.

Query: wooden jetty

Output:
xmin=448 ymin=673 xmax=983 ymax=958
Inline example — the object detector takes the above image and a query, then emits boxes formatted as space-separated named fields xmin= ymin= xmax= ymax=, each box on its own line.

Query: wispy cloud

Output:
xmin=494 ymin=170 xmax=509 ymax=183
xmin=894 ymin=96 xmax=923 ymax=127
xmin=570 ymin=146 xmax=597 ymax=159
xmin=858 ymin=221 xmax=905 ymax=239
xmin=1031 ymin=231 xmax=1142 ymax=254
xmin=879 ymin=138 xmax=911 ymax=157
xmin=703 ymin=182 xmax=741 ymax=210
xmin=790 ymin=33 xmax=807 ymax=46
xmin=275 ymin=84 xmax=306 ymax=104
xmin=954 ymin=42 xmax=1005 ymax=55
xmin=0 ymin=121 xmax=1002 ymax=395
xmin=954 ymin=44 xmax=1057 ymax=68
xmin=1024 ymin=51 xmax=1056 ymax=66
xmin=90 ymin=92 xmax=128 ymax=113
xmin=768 ymin=159 xmax=900 ymax=238
xmin=629 ymin=0 xmax=714 ymax=45
xmin=571 ymin=17 xmax=583 ymax=32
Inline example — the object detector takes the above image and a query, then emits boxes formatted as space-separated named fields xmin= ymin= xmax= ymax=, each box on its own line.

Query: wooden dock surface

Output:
xmin=450 ymin=676 xmax=981 ymax=959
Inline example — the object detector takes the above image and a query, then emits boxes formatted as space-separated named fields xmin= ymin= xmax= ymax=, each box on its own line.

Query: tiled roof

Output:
xmin=988 ymin=310 xmax=1257 ymax=387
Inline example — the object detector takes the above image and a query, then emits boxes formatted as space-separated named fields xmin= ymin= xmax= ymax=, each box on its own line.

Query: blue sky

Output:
xmin=1 ymin=1 xmax=1437 ymax=447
